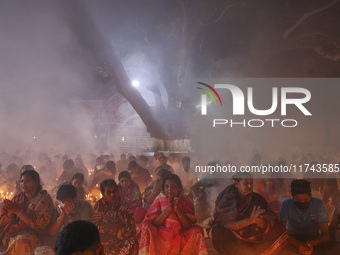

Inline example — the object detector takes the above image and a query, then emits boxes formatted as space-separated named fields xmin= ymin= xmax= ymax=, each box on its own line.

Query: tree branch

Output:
xmin=294 ymin=33 xmax=340 ymax=61
xmin=267 ymin=32 xmax=340 ymax=63
xmin=283 ymin=0 xmax=340 ymax=39
xmin=204 ymin=3 xmax=238 ymax=25
xmin=200 ymin=2 xmax=238 ymax=52
xmin=295 ymin=44 xmax=340 ymax=62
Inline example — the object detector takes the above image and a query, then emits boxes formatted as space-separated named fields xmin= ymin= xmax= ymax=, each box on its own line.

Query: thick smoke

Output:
xmin=0 ymin=1 xmax=102 ymax=154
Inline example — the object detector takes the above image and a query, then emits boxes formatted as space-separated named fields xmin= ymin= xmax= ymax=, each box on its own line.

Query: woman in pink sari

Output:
xmin=139 ymin=174 xmax=207 ymax=255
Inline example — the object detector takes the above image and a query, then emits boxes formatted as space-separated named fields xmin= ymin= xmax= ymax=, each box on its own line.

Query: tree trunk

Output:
xmin=61 ymin=0 xmax=170 ymax=139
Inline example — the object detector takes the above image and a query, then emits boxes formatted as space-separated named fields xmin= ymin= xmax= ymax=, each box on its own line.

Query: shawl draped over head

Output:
xmin=118 ymin=180 xmax=145 ymax=223
xmin=118 ymin=180 xmax=142 ymax=209
xmin=213 ymin=184 xmax=276 ymax=242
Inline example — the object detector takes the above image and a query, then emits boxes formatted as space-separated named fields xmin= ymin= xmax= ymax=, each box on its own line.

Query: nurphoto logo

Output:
xmin=196 ymin=81 xmax=312 ymax=128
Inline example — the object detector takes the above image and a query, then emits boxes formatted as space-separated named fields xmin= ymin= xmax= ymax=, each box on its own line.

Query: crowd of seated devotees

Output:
xmin=0 ymin=160 xmax=207 ymax=255
xmin=58 ymin=175 xmax=340 ymax=255
xmin=2 ymin=151 xmax=340 ymax=255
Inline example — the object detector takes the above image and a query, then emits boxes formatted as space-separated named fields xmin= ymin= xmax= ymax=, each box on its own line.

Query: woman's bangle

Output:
xmin=162 ymin=210 xmax=166 ymax=217
xmin=179 ymin=213 xmax=183 ymax=219
xmin=17 ymin=209 xmax=23 ymax=218
xmin=151 ymin=190 xmax=157 ymax=195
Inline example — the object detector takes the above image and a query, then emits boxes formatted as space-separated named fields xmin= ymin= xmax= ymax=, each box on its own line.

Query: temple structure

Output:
xmin=71 ymin=92 xmax=153 ymax=154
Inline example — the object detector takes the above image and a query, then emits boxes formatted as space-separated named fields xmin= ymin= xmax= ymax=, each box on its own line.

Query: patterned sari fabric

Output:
xmin=212 ymin=184 xmax=287 ymax=254
xmin=92 ymin=197 xmax=139 ymax=255
xmin=0 ymin=191 xmax=54 ymax=255
xmin=142 ymin=181 xmax=159 ymax=211
xmin=213 ymin=184 xmax=276 ymax=241
xmin=118 ymin=181 xmax=146 ymax=223
xmin=139 ymin=192 xmax=208 ymax=255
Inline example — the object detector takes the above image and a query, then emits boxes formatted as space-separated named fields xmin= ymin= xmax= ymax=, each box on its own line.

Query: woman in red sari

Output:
xmin=118 ymin=171 xmax=146 ymax=223
xmin=139 ymin=174 xmax=207 ymax=255
xmin=0 ymin=170 xmax=54 ymax=255
xmin=211 ymin=172 xmax=286 ymax=255
xmin=92 ymin=179 xmax=139 ymax=255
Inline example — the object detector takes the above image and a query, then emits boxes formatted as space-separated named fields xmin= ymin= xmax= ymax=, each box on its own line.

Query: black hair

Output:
xmin=277 ymin=161 xmax=287 ymax=166
xmin=128 ymin=161 xmax=138 ymax=170
xmin=20 ymin=164 xmax=35 ymax=173
xmin=291 ymin=179 xmax=311 ymax=197
xmin=182 ymin=156 xmax=190 ymax=163
xmin=105 ymin=161 xmax=116 ymax=173
xmin=71 ymin=173 xmax=84 ymax=181
xmin=100 ymin=179 xmax=118 ymax=194
xmin=96 ymin=156 xmax=105 ymax=164
xmin=169 ymin=153 xmax=178 ymax=159
xmin=129 ymin=155 xmax=137 ymax=161
xmin=162 ymin=174 xmax=183 ymax=191
xmin=56 ymin=185 xmax=77 ymax=200
xmin=232 ymin=172 xmax=253 ymax=182
xmin=62 ymin=154 xmax=68 ymax=161
xmin=157 ymin=169 xmax=172 ymax=180
xmin=45 ymin=157 xmax=52 ymax=164
xmin=55 ymin=220 xmax=100 ymax=255
xmin=139 ymin=155 xmax=148 ymax=162
xmin=207 ymin=161 xmax=218 ymax=167
xmin=75 ymin=157 xmax=83 ymax=163
xmin=63 ymin=159 xmax=74 ymax=170
xmin=118 ymin=171 xmax=131 ymax=180
xmin=21 ymin=170 xmax=42 ymax=192
xmin=6 ymin=163 xmax=19 ymax=173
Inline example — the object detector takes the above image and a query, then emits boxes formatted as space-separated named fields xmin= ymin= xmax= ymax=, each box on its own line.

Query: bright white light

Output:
xmin=132 ymin=80 xmax=140 ymax=87
xmin=33 ymin=137 xmax=36 ymax=139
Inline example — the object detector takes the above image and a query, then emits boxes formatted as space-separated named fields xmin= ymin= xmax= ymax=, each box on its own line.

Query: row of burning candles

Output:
xmin=86 ymin=169 xmax=99 ymax=205
xmin=1 ymin=169 xmax=100 ymax=204
xmin=0 ymin=191 xmax=14 ymax=202
xmin=1 ymin=188 xmax=100 ymax=206
xmin=85 ymin=193 xmax=102 ymax=205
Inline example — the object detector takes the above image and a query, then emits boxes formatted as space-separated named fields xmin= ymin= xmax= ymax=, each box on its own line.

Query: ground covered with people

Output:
xmin=1 ymin=151 xmax=340 ymax=254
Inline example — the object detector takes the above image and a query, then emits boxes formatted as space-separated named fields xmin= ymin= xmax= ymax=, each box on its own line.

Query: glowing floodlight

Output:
xmin=132 ymin=80 xmax=140 ymax=87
